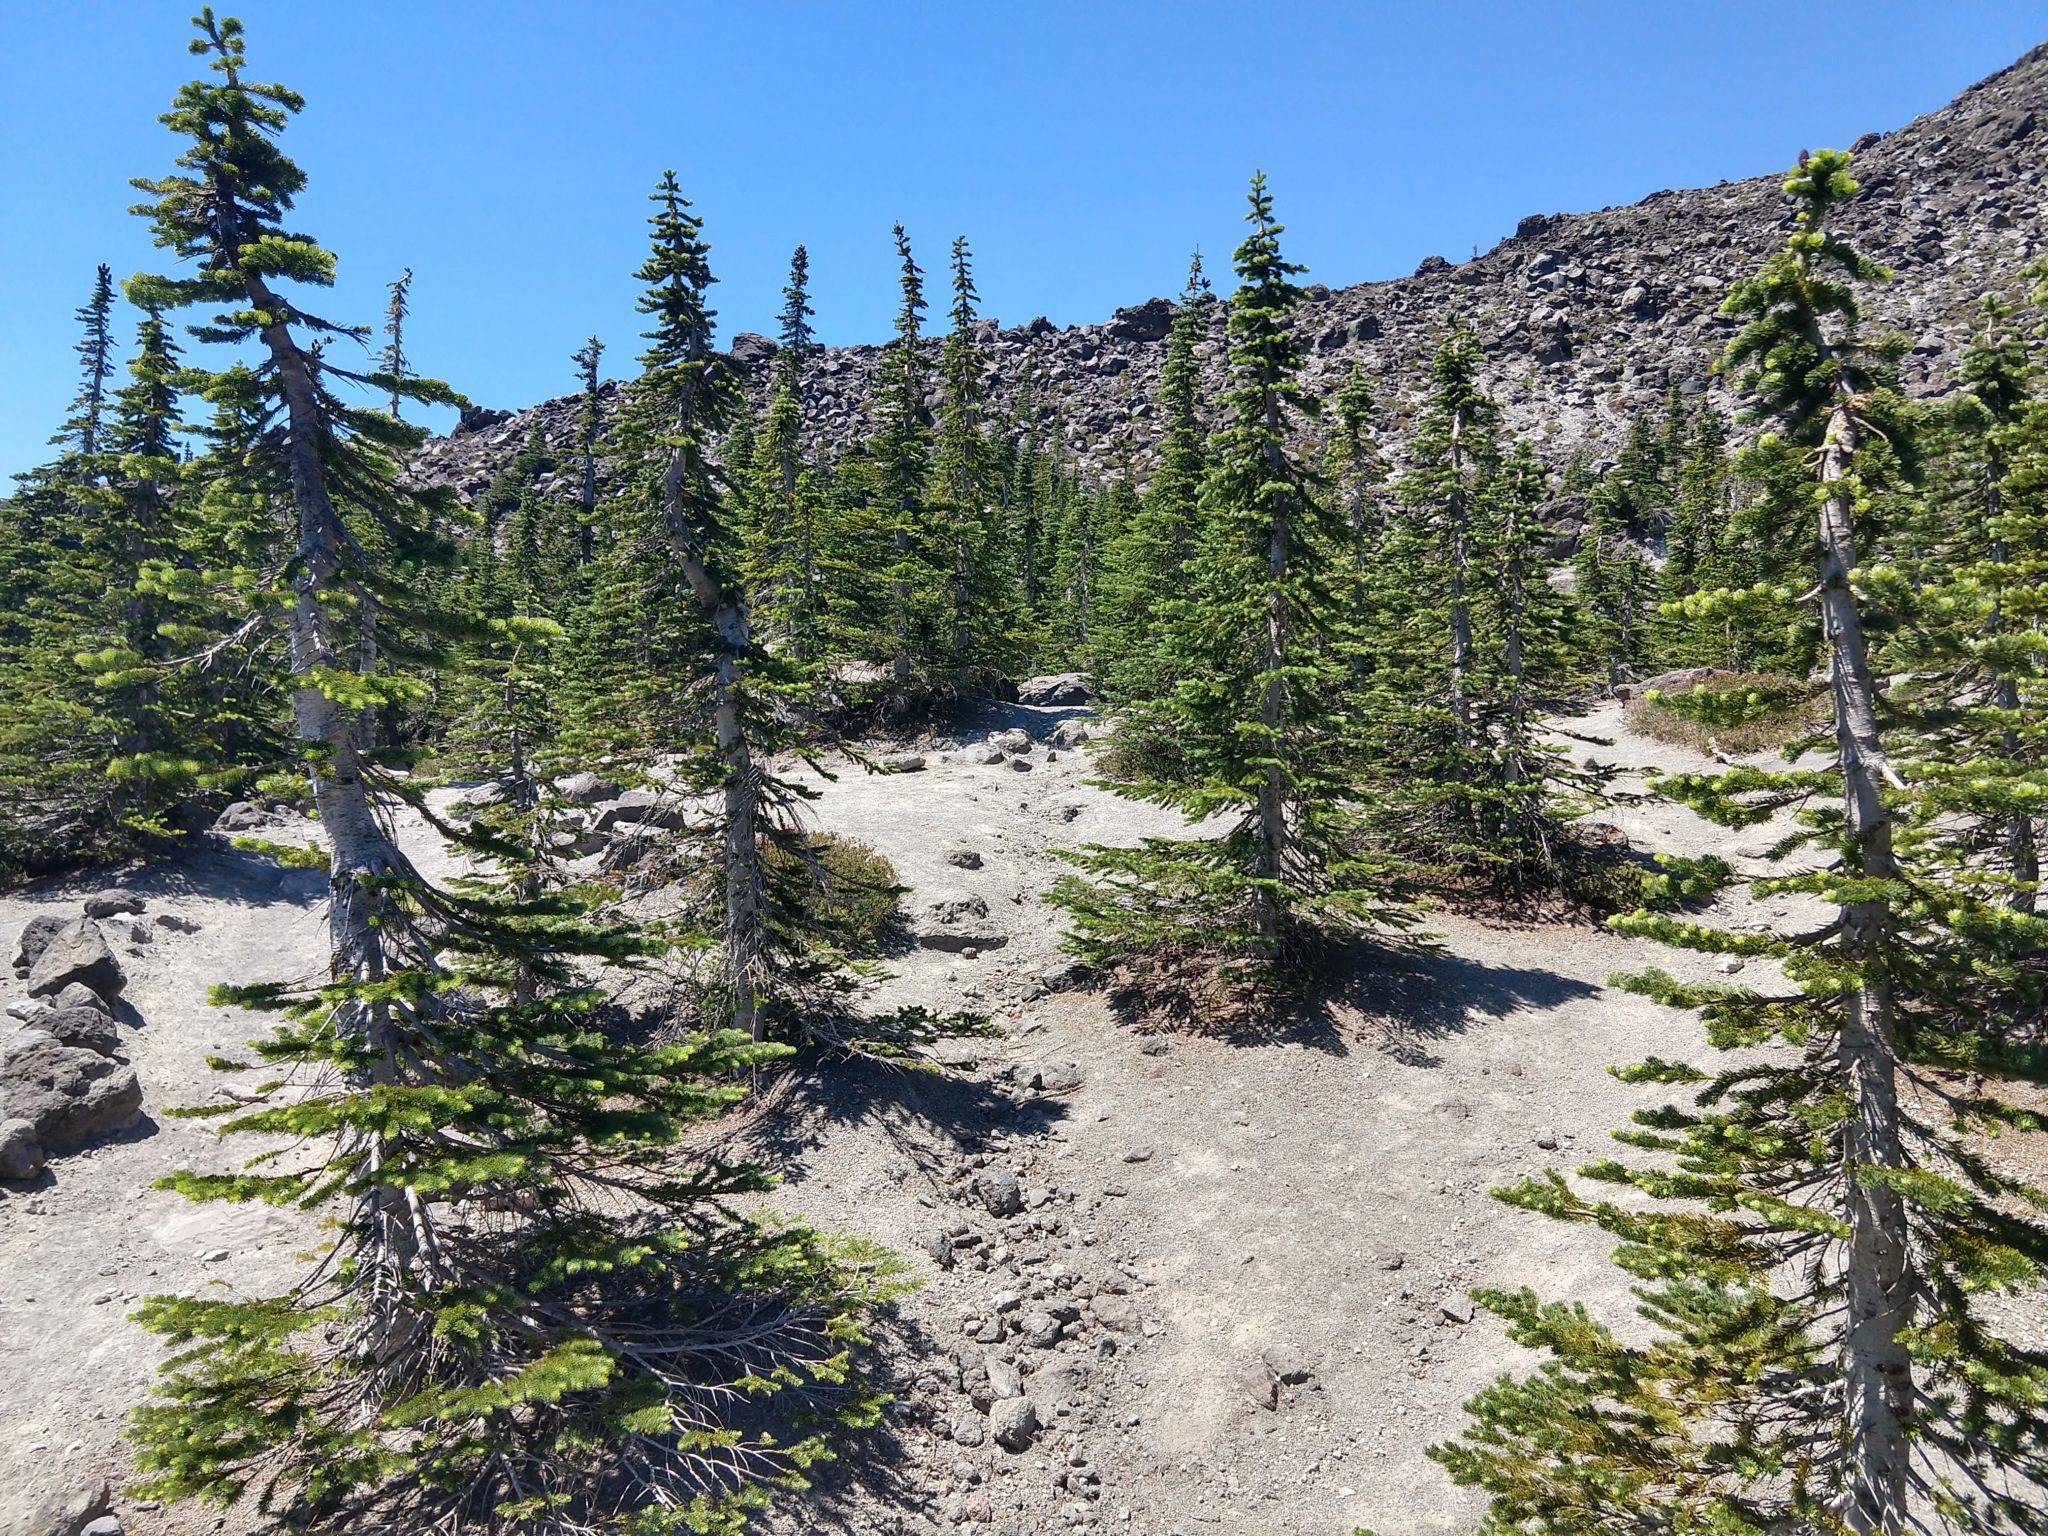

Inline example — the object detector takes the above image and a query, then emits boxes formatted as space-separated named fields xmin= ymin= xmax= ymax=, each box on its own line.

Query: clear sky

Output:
xmin=4 ymin=1 xmax=2042 ymax=484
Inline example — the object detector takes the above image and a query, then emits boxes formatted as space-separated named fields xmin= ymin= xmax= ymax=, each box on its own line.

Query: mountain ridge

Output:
xmin=411 ymin=40 xmax=2048 ymax=503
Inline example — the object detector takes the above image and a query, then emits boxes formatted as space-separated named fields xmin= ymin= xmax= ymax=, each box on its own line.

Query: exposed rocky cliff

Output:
xmin=411 ymin=43 xmax=2048 ymax=503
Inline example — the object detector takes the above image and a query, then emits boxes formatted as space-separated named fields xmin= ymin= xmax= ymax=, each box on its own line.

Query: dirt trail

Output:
xmin=0 ymin=700 xmax=1874 ymax=1536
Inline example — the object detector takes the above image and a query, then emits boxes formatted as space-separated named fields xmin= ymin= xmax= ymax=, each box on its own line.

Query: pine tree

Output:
xmin=1434 ymin=150 xmax=2048 ymax=1535
xmin=933 ymin=235 xmax=1026 ymax=684
xmin=571 ymin=334 xmax=604 ymax=566
xmin=379 ymin=266 xmax=411 ymax=417
xmin=1095 ymin=252 xmax=1213 ymax=708
xmin=744 ymin=246 xmax=829 ymax=668
xmin=123 ymin=23 xmax=894 ymax=1531
xmin=62 ymin=262 xmax=119 ymax=460
xmin=1053 ymin=174 xmax=1410 ymax=991
xmin=869 ymin=223 xmax=935 ymax=700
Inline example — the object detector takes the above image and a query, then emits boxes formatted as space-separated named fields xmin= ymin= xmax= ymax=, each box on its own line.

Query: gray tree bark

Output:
xmin=1816 ymin=403 xmax=1915 ymax=1534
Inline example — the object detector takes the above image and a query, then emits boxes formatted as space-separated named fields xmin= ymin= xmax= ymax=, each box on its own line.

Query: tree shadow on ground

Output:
xmin=768 ymin=1306 xmax=950 ymax=1532
xmin=1318 ymin=941 xmax=1603 ymax=1067
xmin=722 ymin=1048 xmax=1071 ymax=1191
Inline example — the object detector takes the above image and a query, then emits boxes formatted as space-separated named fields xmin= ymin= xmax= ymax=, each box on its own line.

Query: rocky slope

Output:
xmin=412 ymin=42 xmax=2048 ymax=506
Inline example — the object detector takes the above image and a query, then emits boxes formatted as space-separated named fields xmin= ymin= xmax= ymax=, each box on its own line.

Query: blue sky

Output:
xmin=4 ymin=1 xmax=2042 ymax=484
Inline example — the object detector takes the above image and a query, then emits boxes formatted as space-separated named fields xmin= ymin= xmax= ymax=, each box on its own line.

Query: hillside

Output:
xmin=412 ymin=42 xmax=2048 ymax=503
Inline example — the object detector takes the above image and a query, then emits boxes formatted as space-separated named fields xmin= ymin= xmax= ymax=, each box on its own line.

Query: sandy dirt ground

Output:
xmin=1 ymin=700 xmax=2034 ymax=1536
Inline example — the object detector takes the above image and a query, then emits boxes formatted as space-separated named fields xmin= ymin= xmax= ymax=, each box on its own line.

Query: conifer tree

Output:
xmin=1054 ymin=174 xmax=1409 ymax=987
xmin=123 ymin=23 xmax=893 ymax=1530
xmin=744 ymin=246 xmax=829 ymax=667
xmin=1096 ymin=253 xmax=1212 ymax=708
xmin=870 ymin=223 xmax=935 ymax=699
xmin=63 ymin=263 xmax=119 ymax=460
xmin=379 ymin=266 xmax=411 ymax=417
xmin=571 ymin=334 xmax=604 ymax=566
xmin=933 ymin=234 xmax=1025 ymax=683
xmin=1435 ymin=150 xmax=2048 ymax=1535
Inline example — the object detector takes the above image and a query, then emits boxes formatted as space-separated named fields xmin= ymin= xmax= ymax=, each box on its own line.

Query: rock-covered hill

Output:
xmin=411 ymin=42 xmax=2048 ymax=503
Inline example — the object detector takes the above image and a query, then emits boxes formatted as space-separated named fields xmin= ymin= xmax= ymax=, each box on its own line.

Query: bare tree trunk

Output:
xmin=578 ymin=439 xmax=598 ymax=568
xmin=892 ymin=506 xmax=913 ymax=696
xmin=1816 ymin=404 xmax=1915 ymax=1534
xmin=248 ymin=271 xmax=422 ymax=1342
xmin=1252 ymin=401 xmax=1290 ymax=950
xmin=657 ymin=378 xmax=765 ymax=1043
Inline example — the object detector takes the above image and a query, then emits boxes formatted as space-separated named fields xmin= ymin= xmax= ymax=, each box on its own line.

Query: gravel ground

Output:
xmin=2 ymin=700 xmax=2038 ymax=1536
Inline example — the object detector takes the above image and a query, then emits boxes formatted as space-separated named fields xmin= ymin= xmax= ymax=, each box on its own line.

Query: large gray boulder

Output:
xmin=36 ymin=1007 xmax=120 ymax=1057
xmin=1016 ymin=673 xmax=1093 ymax=706
xmin=0 ymin=1030 xmax=142 ymax=1149
xmin=10 ymin=914 xmax=67 ymax=978
xmin=81 ymin=889 xmax=144 ymax=919
xmin=0 ymin=1473 xmax=110 ymax=1536
xmin=554 ymin=770 xmax=622 ymax=804
xmin=593 ymin=789 xmax=685 ymax=832
xmin=26 ymin=921 xmax=124 ymax=999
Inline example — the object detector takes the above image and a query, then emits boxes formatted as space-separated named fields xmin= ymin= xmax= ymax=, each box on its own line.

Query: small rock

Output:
xmin=155 ymin=913 xmax=202 ymax=935
xmin=79 ymin=1519 xmax=124 ymax=1536
xmin=986 ymin=1356 xmax=1023 ymax=1399
xmin=976 ymin=1167 xmax=1024 ymax=1217
xmin=1090 ymin=1294 xmax=1140 ymax=1333
xmin=1136 ymin=1037 xmax=1170 ymax=1057
xmin=82 ymin=890 xmax=144 ymax=919
xmin=1240 ymin=1361 xmax=1279 ymax=1411
xmin=0 ymin=1117 xmax=45 ymax=1181
xmin=951 ymin=1414 xmax=987 ymax=1448
xmin=927 ymin=893 xmax=991 ymax=925
xmin=1049 ymin=720 xmax=1091 ymax=749
xmin=1007 ymin=757 xmax=1033 ymax=773
xmin=1535 ymin=1130 xmax=1560 ymax=1151
xmin=991 ymin=729 xmax=1034 ymax=754
xmin=1717 ymin=956 xmax=1746 ymax=975
xmin=1031 ymin=1060 xmax=1084 ymax=1093
xmin=1057 ymin=803 xmax=1083 ymax=822
xmin=1378 ymin=1250 xmax=1406 ymax=1271
xmin=1041 ymin=957 xmax=1088 ymax=993
xmin=880 ymin=752 xmax=927 ymax=772
xmin=200 ymin=1248 xmax=230 ymax=1264
xmin=989 ymin=1394 xmax=1039 ymax=1451
xmin=1018 ymin=1309 xmax=1064 ymax=1348
xmin=973 ymin=747 xmax=1008 ymax=765
xmin=5 ymin=998 xmax=49 ymax=1025
xmin=1260 ymin=1344 xmax=1317 ymax=1385
xmin=1441 ymin=1297 xmax=1477 ymax=1326
xmin=1120 ymin=1145 xmax=1154 ymax=1164
xmin=946 ymin=849 xmax=985 ymax=869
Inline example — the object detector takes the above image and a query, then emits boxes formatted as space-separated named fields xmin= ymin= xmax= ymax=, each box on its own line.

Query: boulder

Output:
xmin=26 ymin=920 xmax=124 ymax=999
xmin=1106 ymin=296 xmax=1173 ymax=343
xmin=0 ymin=1030 xmax=143 ymax=1149
xmin=1 ymin=1474 xmax=110 ymax=1536
xmin=81 ymin=890 xmax=144 ymax=919
xmin=1016 ymin=673 xmax=1093 ymax=706
xmin=0 ymin=1117 xmax=44 ymax=1181
xmin=990 ymin=729 xmax=1034 ymax=754
xmin=11 ymin=914 xmax=67 ymax=978
xmin=554 ymin=771 xmax=623 ymax=804
xmin=213 ymin=800 xmax=268 ymax=832
xmin=50 ymin=983 xmax=109 ymax=1017
xmin=945 ymin=849 xmax=984 ymax=870
xmin=38 ymin=1007 xmax=119 ymax=1057
xmin=1048 ymin=720 xmax=1091 ymax=749
xmin=593 ymin=790 xmax=685 ymax=832
xmin=879 ymin=752 xmax=927 ymax=772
